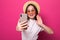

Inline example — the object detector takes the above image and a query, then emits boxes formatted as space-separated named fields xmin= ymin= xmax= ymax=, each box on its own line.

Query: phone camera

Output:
xmin=20 ymin=14 xmax=22 ymax=17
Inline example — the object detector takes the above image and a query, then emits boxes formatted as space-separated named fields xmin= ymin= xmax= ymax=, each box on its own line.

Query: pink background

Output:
xmin=0 ymin=0 xmax=60 ymax=40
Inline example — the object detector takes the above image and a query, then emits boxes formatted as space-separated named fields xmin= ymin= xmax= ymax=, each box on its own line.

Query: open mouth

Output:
xmin=30 ymin=14 xmax=34 ymax=16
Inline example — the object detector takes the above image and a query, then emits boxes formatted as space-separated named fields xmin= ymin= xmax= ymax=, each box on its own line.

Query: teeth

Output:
xmin=30 ymin=15 xmax=33 ymax=16
xmin=30 ymin=14 xmax=33 ymax=16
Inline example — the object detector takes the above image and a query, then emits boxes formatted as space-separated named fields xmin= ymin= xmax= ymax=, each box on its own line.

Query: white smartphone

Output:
xmin=20 ymin=13 xmax=28 ymax=22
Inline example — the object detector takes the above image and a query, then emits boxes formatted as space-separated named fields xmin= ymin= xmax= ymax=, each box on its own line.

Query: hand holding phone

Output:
xmin=19 ymin=14 xmax=28 ymax=30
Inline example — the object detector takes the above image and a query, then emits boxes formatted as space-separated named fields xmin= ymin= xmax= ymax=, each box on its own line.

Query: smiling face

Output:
xmin=27 ymin=5 xmax=36 ymax=19
xmin=25 ymin=4 xmax=38 ymax=20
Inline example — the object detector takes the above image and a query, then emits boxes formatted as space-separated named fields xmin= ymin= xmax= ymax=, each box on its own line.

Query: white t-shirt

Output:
xmin=21 ymin=19 xmax=44 ymax=40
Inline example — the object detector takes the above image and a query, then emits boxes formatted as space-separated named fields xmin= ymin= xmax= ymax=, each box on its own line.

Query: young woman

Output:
xmin=16 ymin=1 xmax=53 ymax=40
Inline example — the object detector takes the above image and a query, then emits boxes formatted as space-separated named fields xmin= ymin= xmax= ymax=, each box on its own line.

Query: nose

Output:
xmin=30 ymin=11 xmax=32 ymax=14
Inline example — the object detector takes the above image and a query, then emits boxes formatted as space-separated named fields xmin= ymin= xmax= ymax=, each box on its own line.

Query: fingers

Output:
xmin=21 ymin=23 xmax=28 ymax=30
xmin=20 ymin=24 xmax=28 ymax=30
xmin=20 ymin=23 xmax=28 ymax=27
xmin=21 ymin=25 xmax=28 ymax=30
xmin=19 ymin=21 xmax=28 ymax=30
xmin=20 ymin=20 xmax=28 ymax=28
xmin=36 ymin=15 xmax=40 ymax=20
xmin=20 ymin=20 xmax=28 ymax=25
xmin=36 ymin=15 xmax=42 ymax=21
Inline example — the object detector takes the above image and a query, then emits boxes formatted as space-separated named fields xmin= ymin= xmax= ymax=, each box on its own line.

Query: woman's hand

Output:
xmin=36 ymin=15 xmax=43 ymax=26
xmin=16 ymin=19 xmax=28 ymax=31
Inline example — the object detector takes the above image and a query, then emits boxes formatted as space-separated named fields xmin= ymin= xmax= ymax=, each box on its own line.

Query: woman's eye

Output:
xmin=27 ymin=11 xmax=30 ymax=13
xmin=32 ymin=10 xmax=35 ymax=12
xmin=27 ymin=10 xmax=35 ymax=13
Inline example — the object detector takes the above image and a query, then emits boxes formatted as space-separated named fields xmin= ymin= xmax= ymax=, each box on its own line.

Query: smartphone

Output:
xmin=20 ymin=13 xmax=28 ymax=22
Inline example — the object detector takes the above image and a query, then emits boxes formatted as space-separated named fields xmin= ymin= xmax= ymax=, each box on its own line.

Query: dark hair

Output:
xmin=25 ymin=4 xmax=38 ymax=20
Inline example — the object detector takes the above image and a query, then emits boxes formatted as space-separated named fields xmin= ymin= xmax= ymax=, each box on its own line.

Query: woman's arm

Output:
xmin=39 ymin=24 xmax=54 ymax=34
xmin=16 ymin=21 xmax=23 ymax=31
xmin=36 ymin=15 xmax=54 ymax=34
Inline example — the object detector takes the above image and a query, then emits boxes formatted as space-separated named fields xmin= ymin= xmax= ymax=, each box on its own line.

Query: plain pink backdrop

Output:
xmin=0 ymin=0 xmax=60 ymax=40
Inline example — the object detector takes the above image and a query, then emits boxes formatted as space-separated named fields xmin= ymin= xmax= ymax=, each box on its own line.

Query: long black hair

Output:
xmin=25 ymin=4 xmax=38 ymax=20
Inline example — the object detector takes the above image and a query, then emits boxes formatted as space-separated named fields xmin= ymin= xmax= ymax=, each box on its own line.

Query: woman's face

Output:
xmin=27 ymin=5 xmax=36 ymax=19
